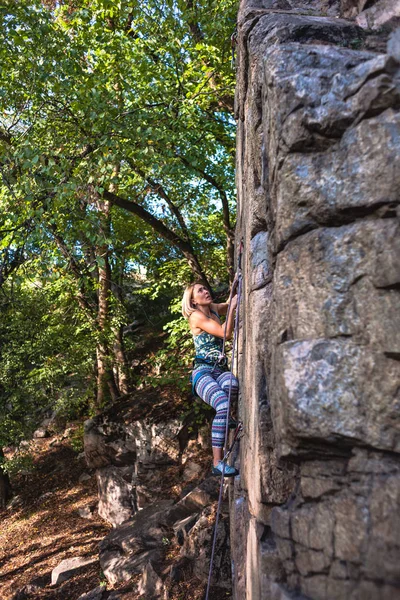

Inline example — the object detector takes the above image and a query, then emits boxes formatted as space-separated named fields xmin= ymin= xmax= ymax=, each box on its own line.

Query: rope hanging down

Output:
xmin=205 ymin=241 xmax=243 ymax=600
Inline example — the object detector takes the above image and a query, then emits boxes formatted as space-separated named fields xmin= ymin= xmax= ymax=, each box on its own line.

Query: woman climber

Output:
xmin=182 ymin=281 xmax=239 ymax=477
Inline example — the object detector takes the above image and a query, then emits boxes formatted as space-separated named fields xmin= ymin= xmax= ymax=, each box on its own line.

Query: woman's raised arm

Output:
xmin=190 ymin=298 xmax=237 ymax=340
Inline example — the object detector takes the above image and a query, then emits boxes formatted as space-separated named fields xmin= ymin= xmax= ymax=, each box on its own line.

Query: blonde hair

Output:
xmin=181 ymin=281 xmax=208 ymax=319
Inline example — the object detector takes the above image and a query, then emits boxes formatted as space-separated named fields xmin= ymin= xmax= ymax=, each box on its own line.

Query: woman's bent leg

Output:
xmin=216 ymin=371 xmax=239 ymax=400
xmin=194 ymin=369 xmax=228 ymax=450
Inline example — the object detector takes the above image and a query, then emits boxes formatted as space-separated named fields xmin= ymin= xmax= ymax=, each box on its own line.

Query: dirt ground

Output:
xmin=0 ymin=435 xmax=111 ymax=599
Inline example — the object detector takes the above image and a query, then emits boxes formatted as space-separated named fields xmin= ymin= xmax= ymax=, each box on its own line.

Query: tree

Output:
xmin=0 ymin=0 xmax=237 ymax=471
xmin=0 ymin=0 xmax=236 ymax=280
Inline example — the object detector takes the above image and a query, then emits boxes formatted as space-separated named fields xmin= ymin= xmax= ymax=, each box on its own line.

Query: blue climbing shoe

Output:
xmin=212 ymin=461 xmax=239 ymax=477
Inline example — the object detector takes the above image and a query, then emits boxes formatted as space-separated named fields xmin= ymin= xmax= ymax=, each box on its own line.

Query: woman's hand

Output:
xmin=230 ymin=294 xmax=238 ymax=311
xmin=231 ymin=274 xmax=239 ymax=292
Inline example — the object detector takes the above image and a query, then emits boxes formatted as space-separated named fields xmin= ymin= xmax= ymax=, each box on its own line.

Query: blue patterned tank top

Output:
xmin=193 ymin=310 xmax=223 ymax=363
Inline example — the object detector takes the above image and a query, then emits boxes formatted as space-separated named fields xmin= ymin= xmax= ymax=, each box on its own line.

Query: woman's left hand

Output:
xmin=230 ymin=294 xmax=238 ymax=310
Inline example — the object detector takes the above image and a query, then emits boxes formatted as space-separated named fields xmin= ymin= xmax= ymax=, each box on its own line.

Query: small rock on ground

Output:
xmin=51 ymin=556 xmax=98 ymax=586
xmin=77 ymin=586 xmax=107 ymax=600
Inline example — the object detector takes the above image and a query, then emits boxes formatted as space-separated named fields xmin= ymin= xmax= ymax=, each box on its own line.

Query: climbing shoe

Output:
xmin=228 ymin=417 xmax=238 ymax=429
xmin=212 ymin=461 xmax=239 ymax=477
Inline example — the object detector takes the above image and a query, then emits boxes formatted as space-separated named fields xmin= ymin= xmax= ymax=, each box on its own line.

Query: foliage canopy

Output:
xmin=0 ymin=0 xmax=237 ymax=446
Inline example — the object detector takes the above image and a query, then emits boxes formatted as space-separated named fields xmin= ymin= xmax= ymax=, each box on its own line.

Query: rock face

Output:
xmin=84 ymin=401 xmax=230 ymax=596
xmin=233 ymin=2 xmax=400 ymax=599
xmin=341 ymin=0 xmax=400 ymax=30
xmin=181 ymin=508 xmax=231 ymax=589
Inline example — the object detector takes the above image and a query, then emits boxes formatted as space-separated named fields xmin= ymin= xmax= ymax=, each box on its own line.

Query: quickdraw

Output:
xmin=205 ymin=349 xmax=228 ymax=370
xmin=223 ymin=421 xmax=244 ymax=463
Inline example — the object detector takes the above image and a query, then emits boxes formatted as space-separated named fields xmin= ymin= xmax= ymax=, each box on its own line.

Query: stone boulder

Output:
xmin=127 ymin=418 xmax=183 ymax=468
xmin=78 ymin=502 xmax=97 ymax=520
xmin=160 ymin=476 xmax=220 ymax=526
xmin=98 ymin=477 xmax=226 ymax=595
xmin=173 ymin=513 xmax=199 ymax=545
xmin=182 ymin=460 xmax=202 ymax=481
xmin=99 ymin=500 xmax=173 ymax=586
xmin=84 ymin=409 xmax=191 ymax=527
xmin=84 ymin=418 xmax=136 ymax=469
xmin=11 ymin=580 xmax=48 ymax=600
xmin=76 ymin=588 xmax=106 ymax=600
xmin=33 ymin=427 xmax=49 ymax=439
xmin=85 ymin=412 xmax=184 ymax=471
xmin=51 ymin=556 xmax=97 ymax=586
xmin=181 ymin=506 xmax=231 ymax=590
xmin=356 ymin=0 xmax=400 ymax=29
xmin=96 ymin=466 xmax=135 ymax=527
xmin=137 ymin=561 xmax=164 ymax=599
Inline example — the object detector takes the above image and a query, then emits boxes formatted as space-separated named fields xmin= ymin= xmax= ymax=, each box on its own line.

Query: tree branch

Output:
xmin=49 ymin=225 xmax=97 ymax=314
xmin=176 ymin=153 xmax=235 ymax=280
xmin=128 ymin=161 xmax=191 ymax=242
xmin=103 ymin=189 xmax=209 ymax=284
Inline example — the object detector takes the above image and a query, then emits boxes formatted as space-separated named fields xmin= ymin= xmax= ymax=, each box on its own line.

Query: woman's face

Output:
xmin=192 ymin=284 xmax=212 ymax=307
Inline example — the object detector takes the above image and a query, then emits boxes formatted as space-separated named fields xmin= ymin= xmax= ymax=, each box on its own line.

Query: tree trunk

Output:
xmin=95 ymin=199 xmax=120 ymax=409
xmin=107 ymin=161 xmax=129 ymax=398
xmin=95 ymin=345 xmax=118 ymax=408
xmin=0 ymin=448 xmax=12 ymax=509
xmin=112 ymin=325 xmax=129 ymax=395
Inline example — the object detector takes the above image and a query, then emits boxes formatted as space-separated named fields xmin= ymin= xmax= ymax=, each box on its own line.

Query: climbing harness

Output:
xmin=191 ymin=351 xmax=228 ymax=395
xmin=205 ymin=240 xmax=244 ymax=600
xmin=203 ymin=348 xmax=228 ymax=370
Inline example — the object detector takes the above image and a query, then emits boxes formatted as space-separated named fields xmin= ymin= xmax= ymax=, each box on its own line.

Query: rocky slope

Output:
xmin=1 ymin=392 xmax=233 ymax=600
xmin=82 ymin=395 xmax=232 ymax=599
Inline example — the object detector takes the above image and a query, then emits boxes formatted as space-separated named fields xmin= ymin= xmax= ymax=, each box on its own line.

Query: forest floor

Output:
xmin=0 ymin=432 xmax=111 ymax=599
xmin=0 ymin=404 xmax=229 ymax=600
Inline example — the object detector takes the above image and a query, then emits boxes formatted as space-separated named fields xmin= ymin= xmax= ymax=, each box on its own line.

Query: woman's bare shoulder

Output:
xmin=188 ymin=310 xmax=203 ymax=333
xmin=210 ymin=302 xmax=219 ymax=315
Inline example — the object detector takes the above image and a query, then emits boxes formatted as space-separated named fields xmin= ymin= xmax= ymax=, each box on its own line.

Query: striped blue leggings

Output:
xmin=193 ymin=366 xmax=239 ymax=448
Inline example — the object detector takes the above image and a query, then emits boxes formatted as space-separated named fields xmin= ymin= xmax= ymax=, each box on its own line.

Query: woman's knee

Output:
xmin=218 ymin=372 xmax=239 ymax=392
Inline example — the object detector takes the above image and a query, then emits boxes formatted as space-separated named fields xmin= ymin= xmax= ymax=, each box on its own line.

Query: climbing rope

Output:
xmin=223 ymin=421 xmax=244 ymax=463
xmin=231 ymin=26 xmax=238 ymax=70
xmin=205 ymin=241 xmax=243 ymax=600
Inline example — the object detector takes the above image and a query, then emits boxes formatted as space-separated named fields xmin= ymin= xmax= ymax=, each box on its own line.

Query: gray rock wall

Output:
xmin=232 ymin=3 xmax=400 ymax=599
